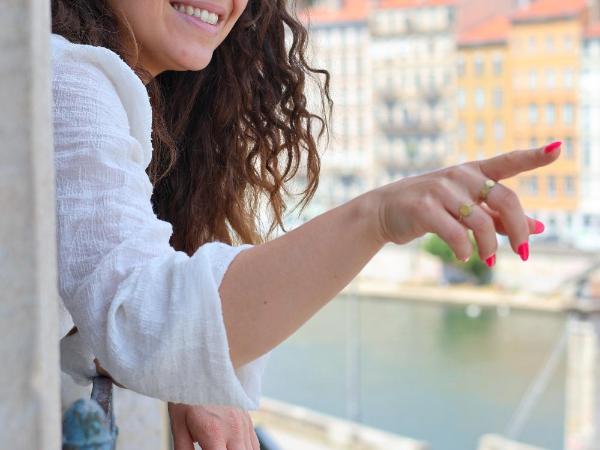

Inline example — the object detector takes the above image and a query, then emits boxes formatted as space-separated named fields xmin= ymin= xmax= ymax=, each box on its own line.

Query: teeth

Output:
xmin=173 ymin=3 xmax=219 ymax=25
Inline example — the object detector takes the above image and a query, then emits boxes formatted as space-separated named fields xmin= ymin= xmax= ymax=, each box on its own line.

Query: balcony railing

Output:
xmin=378 ymin=118 xmax=444 ymax=138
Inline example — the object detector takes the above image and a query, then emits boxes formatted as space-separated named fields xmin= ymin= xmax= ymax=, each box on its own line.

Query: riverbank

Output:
xmin=251 ymin=398 xmax=429 ymax=450
xmin=341 ymin=279 xmax=572 ymax=313
xmin=252 ymin=399 xmax=548 ymax=450
xmin=344 ymin=242 xmax=600 ymax=314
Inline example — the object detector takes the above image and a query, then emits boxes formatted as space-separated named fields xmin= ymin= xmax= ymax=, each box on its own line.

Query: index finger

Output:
xmin=478 ymin=141 xmax=562 ymax=181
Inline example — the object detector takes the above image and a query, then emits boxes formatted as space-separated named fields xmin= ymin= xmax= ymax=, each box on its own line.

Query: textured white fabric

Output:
xmin=52 ymin=33 xmax=268 ymax=409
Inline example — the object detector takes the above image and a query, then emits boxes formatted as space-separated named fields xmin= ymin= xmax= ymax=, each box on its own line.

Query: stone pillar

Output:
xmin=564 ymin=317 xmax=598 ymax=450
xmin=0 ymin=0 xmax=61 ymax=449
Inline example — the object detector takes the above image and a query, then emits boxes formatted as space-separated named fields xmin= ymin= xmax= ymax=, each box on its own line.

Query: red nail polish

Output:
xmin=533 ymin=220 xmax=545 ymax=234
xmin=486 ymin=255 xmax=496 ymax=268
xmin=544 ymin=141 xmax=562 ymax=153
xmin=518 ymin=242 xmax=529 ymax=261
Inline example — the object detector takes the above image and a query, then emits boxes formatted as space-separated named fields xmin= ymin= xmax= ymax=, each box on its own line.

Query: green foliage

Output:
xmin=423 ymin=233 xmax=492 ymax=285
xmin=423 ymin=233 xmax=455 ymax=263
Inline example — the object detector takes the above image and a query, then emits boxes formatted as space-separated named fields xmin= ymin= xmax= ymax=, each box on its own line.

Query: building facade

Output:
xmin=575 ymin=24 xmax=600 ymax=249
xmin=457 ymin=16 xmax=513 ymax=165
xmin=369 ymin=0 xmax=458 ymax=184
xmin=457 ymin=0 xmax=589 ymax=243
xmin=509 ymin=1 xmax=586 ymax=240
xmin=303 ymin=0 xmax=600 ymax=248
xmin=302 ymin=0 xmax=375 ymax=212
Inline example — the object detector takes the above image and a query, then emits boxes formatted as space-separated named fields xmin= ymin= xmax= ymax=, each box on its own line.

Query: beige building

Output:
xmin=302 ymin=0 xmax=376 ymax=212
xmin=369 ymin=0 xmax=458 ymax=184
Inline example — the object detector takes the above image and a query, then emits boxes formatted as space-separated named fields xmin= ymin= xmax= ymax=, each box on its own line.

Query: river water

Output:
xmin=262 ymin=296 xmax=567 ymax=450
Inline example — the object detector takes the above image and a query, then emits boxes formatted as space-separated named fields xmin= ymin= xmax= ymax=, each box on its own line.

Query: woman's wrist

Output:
xmin=352 ymin=189 xmax=388 ymax=249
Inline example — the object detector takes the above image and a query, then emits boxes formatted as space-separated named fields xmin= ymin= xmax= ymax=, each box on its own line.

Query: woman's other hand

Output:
xmin=168 ymin=402 xmax=260 ymax=450
xmin=374 ymin=142 xmax=562 ymax=264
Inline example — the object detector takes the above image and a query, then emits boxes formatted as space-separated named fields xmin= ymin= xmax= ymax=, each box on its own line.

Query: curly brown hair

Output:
xmin=51 ymin=0 xmax=331 ymax=255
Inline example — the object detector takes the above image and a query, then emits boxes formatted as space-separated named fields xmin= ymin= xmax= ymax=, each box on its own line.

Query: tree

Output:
xmin=423 ymin=233 xmax=492 ymax=285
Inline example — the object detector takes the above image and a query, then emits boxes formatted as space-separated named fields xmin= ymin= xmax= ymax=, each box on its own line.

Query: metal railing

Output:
xmin=62 ymin=377 xmax=118 ymax=450
xmin=61 ymin=377 xmax=281 ymax=450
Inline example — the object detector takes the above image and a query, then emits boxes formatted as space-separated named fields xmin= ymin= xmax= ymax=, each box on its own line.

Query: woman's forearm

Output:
xmin=220 ymin=191 xmax=385 ymax=368
xmin=219 ymin=144 xmax=562 ymax=369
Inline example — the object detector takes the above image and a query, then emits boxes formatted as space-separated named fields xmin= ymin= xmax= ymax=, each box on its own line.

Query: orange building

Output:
xmin=509 ymin=0 xmax=587 ymax=232
xmin=457 ymin=15 xmax=513 ymax=163
xmin=458 ymin=0 xmax=589 ymax=238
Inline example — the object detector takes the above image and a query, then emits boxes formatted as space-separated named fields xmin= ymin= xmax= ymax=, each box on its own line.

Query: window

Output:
xmin=474 ymin=55 xmax=484 ymax=76
xmin=475 ymin=88 xmax=485 ymax=109
xmin=529 ymin=104 xmax=538 ymax=124
xmin=548 ymin=175 xmax=557 ymax=197
xmin=565 ymin=34 xmax=573 ymax=50
xmin=475 ymin=121 xmax=485 ymax=142
xmin=457 ymin=89 xmax=466 ymax=109
xmin=565 ymin=137 xmax=574 ymax=159
xmin=546 ymin=36 xmax=555 ymax=52
xmin=493 ymin=88 xmax=503 ymax=109
xmin=564 ymin=69 xmax=574 ymax=88
xmin=494 ymin=121 xmax=504 ymax=140
xmin=546 ymin=70 xmax=556 ymax=88
xmin=584 ymin=141 xmax=591 ymax=166
xmin=565 ymin=176 xmax=575 ymax=196
xmin=528 ymin=70 xmax=537 ymax=90
xmin=458 ymin=122 xmax=466 ymax=141
xmin=493 ymin=53 xmax=503 ymax=75
xmin=528 ymin=176 xmax=538 ymax=195
xmin=528 ymin=36 xmax=536 ymax=51
xmin=545 ymin=103 xmax=556 ymax=124
xmin=457 ymin=56 xmax=465 ymax=76
xmin=563 ymin=104 xmax=574 ymax=124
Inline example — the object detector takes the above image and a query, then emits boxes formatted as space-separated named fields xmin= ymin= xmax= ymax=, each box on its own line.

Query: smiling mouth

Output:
xmin=170 ymin=2 xmax=221 ymax=26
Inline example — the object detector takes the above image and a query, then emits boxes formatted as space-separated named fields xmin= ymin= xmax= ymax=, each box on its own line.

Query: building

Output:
xmin=576 ymin=22 xmax=600 ymax=249
xmin=302 ymin=0 xmax=376 ymax=211
xmin=509 ymin=0 xmax=587 ymax=240
xmin=456 ymin=0 xmax=589 ymax=242
xmin=457 ymin=15 xmax=513 ymax=164
xmin=302 ymin=0 xmax=600 ymax=248
xmin=369 ymin=0 xmax=458 ymax=184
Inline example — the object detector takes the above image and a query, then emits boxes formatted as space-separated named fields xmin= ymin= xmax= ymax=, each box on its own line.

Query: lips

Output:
xmin=170 ymin=0 xmax=227 ymax=19
xmin=172 ymin=3 xmax=220 ymax=25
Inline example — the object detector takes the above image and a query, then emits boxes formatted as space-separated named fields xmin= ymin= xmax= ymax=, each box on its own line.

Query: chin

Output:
xmin=186 ymin=59 xmax=212 ymax=71
xmin=172 ymin=48 xmax=215 ymax=72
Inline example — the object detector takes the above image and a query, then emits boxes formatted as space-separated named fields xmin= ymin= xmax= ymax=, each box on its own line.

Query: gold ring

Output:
xmin=458 ymin=203 xmax=475 ymax=222
xmin=480 ymin=179 xmax=497 ymax=201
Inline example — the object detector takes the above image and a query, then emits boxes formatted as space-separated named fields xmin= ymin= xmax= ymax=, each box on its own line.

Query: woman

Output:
xmin=51 ymin=0 xmax=559 ymax=449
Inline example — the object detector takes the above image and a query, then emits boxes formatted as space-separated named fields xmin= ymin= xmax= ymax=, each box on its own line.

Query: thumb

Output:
xmin=478 ymin=141 xmax=561 ymax=181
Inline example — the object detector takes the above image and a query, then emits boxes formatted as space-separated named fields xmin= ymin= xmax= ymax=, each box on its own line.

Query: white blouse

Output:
xmin=52 ymin=33 xmax=268 ymax=409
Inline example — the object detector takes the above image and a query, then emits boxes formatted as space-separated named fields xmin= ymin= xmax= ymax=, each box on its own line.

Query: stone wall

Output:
xmin=0 ymin=1 xmax=170 ymax=448
xmin=0 ymin=0 xmax=61 ymax=448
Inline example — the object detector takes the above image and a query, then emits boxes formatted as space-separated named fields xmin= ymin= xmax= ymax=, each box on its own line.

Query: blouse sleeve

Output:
xmin=52 ymin=57 xmax=268 ymax=409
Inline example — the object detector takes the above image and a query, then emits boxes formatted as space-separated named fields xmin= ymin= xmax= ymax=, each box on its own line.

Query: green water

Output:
xmin=262 ymin=296 xmax=567 ymax=450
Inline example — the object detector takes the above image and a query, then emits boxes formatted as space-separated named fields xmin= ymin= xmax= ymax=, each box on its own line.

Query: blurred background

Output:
xmin=250 ymin=0 xmax=600 ymax=449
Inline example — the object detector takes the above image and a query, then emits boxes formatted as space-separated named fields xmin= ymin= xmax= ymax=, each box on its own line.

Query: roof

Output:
xmin=512 ymin=0 xmax=587 ymax=23
xmin=455 ymin=0 xmax=514 ymax=31
xmin=302 ymin=0 xmax=369 ymax=25
xmin=458 ymin=15 xmax=510 ymax=47
xmin=586 ymin=22 xmax=600 ymax=38
xmin=377 ymin=0 xmax=456 ymax=9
